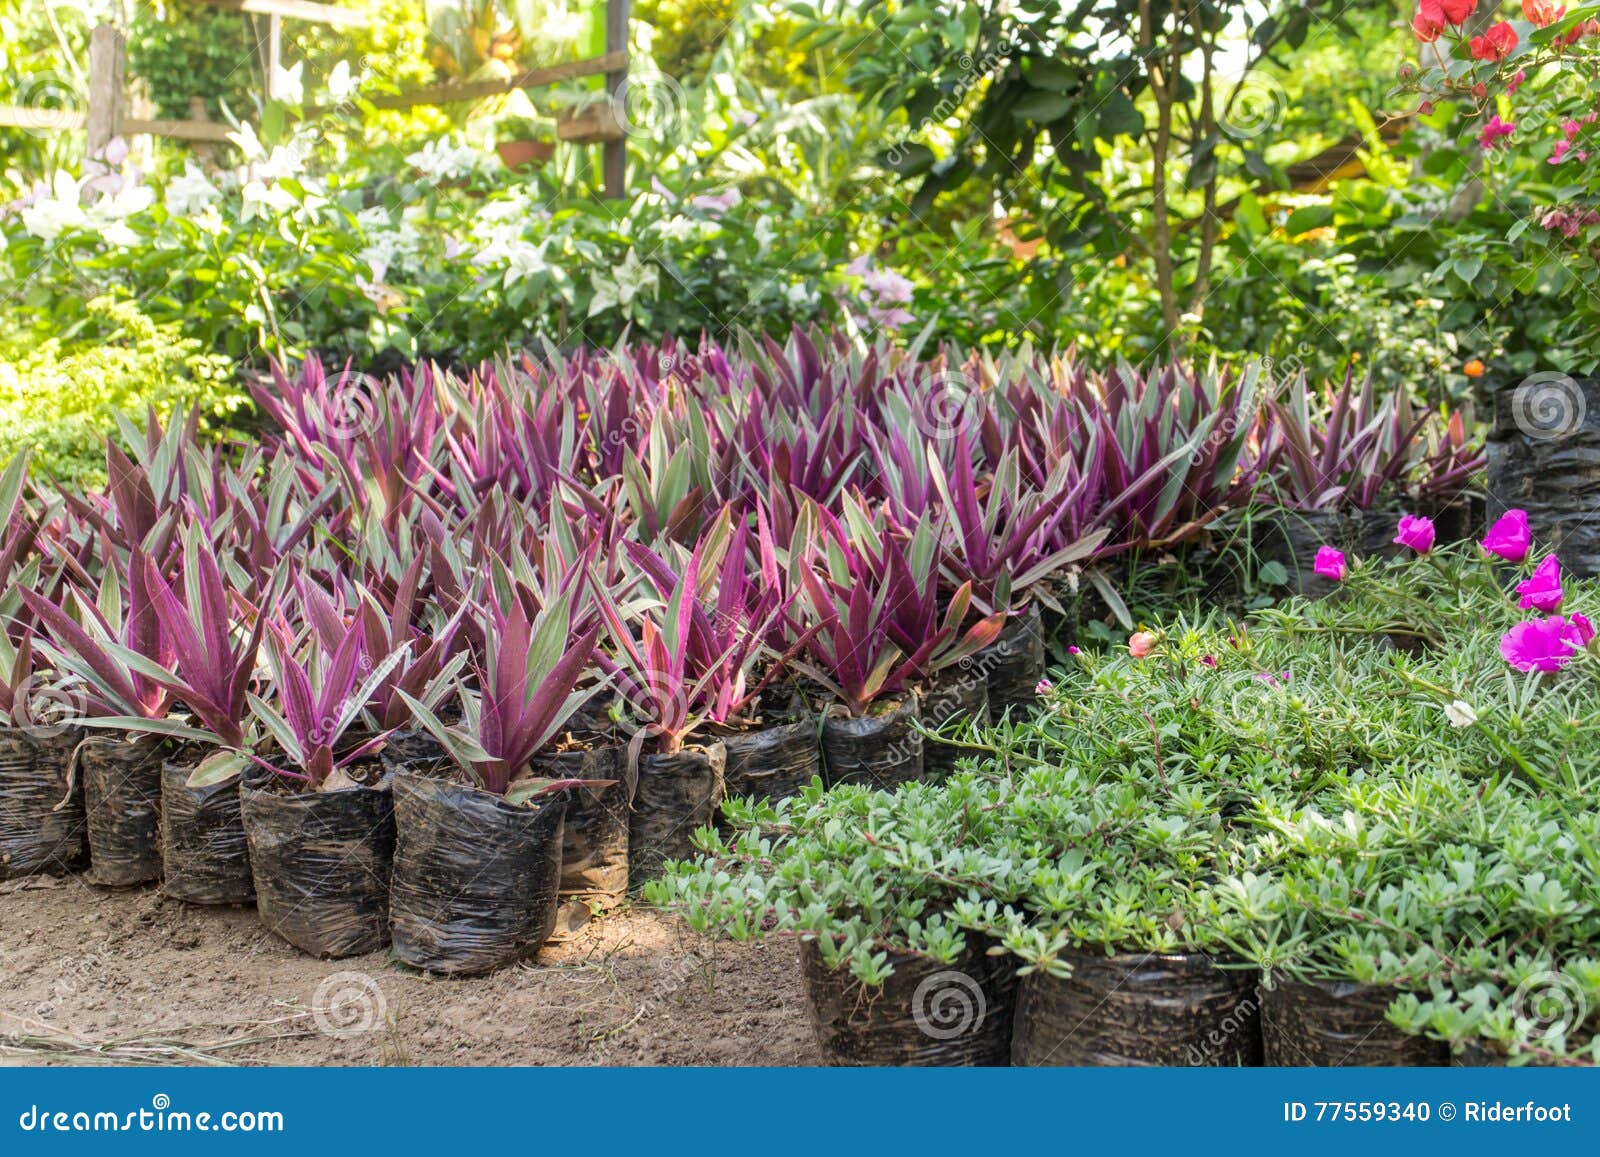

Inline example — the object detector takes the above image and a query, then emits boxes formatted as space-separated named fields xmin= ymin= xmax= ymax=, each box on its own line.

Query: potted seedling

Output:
xmin=625 ymin=509 xmax=822 ymax=808
xmin=957 ymin=762 xmax=1263 ymax=1067
xmin=21 ymin=547 xmax=185 ymax=887
xmin=125 ymin=529 xmax=272 ymax=906
xmin=647 ymin=773 xmax=1022 ymax=1066
xmin=240 ymin=599 xmax=444 ymax=958
xmin=393 ymin=588 xmax=608 ymax=974
xmin=795 ymin=499 xmax=1002 ymax=790
xmin=494 ymin=114 xmax=556 ymax=169
xmin=924 ymin=439 xmax=1108 ymax=714
xmin=596 ymin=545 xmax=732 ymax=889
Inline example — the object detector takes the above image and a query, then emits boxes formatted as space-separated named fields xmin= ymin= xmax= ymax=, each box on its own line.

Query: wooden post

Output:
xmin=85 ymin=24 xmax=125 ymax=156
xmin=601 ymin=0 xmax=630 ymax=199
xmin=254 ymin=13 xmax=283 ymax=101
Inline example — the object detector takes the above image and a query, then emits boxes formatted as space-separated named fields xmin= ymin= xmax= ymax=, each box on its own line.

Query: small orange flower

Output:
xmin=1128 ymin=631 xmax=1156 ymax=658
xmin=1464 ymin=359 xmax=1486 ymax=377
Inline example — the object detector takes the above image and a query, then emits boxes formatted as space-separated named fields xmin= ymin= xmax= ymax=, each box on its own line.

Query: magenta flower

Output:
xmin=1516 ymin=555 xmax=1564 ymax=612
xmin=1034 ymin=678 xmax=1053 ymax=695
xmin=1500 ymin=615 xmax=1591 ymax=673
xmin=1393 ymin=514 xmax=1436 ymax=554
xmin=1200 ymin=655 xmax=1217 ymax=668
xmin=1481 ymin=509 xmax=1531 ymax=563
xmin=1067 ymin=645 xmax=1081 ymax=656
xmin=1313 ymin=546 xmax=1347 ymax=582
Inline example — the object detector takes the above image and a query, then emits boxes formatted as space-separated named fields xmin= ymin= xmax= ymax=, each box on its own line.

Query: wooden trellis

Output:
xmin=0 ymin=0 xmax=632 ymax=198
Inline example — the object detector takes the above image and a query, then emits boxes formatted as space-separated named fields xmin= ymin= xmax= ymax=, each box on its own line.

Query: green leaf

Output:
xmin=187 ymin=749 xmax=247 ymax=788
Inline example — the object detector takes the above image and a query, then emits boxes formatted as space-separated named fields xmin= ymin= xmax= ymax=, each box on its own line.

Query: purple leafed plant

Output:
xmin=20 ymin=547 xmax=176 ymax=725
xmin=127 ymin=526 xmax=271 ymax=748
xmin=399 ymin=589 xmax=604 ymax=798
xmin=1257 ymin=368 xmax=1431 ymax=512
xmin=621 ymin=508 xmax=799 ymax=726
xmin=926 ymin=433 xmax=1110 ymax=615
xmin=247 ymin=614 xmax=411 ymax=787
xmin=795 ymin=498 xmax=1005 ymax=717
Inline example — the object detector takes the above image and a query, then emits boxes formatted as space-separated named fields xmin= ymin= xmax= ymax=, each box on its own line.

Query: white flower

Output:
xmin=92 ymin=182 xmax=153 ymax=220
xmin=753 ymin=217 xmax=776 ymax=254
xmin=228 ymin=121 xmax=266 ymax=162
xmin=239 ymin=179 xmax=298 ymax=222
xmin=356 ymin=206 xmax=391 ymax=231
xmin=255 ymin=141 xmax=309 ymax=182
xmin=271 ymin=61 xmax=304 ymax=105
xmin=503 ymin=239 xmax=548 ymax=287
xmin=325 ymin=60 xmax=358 ymax=102
xmin=405 ymin=138 xmax=484 ymax=183
xmin=1444 ymin=699 xmax=1478 ymax=728
xmin=19 ymin=171 xmax=87 ymax=240
xmin=588 ymin=249 xmax=659 ymax=316
xmin=164 ymin=163 xmax=221 ymax=217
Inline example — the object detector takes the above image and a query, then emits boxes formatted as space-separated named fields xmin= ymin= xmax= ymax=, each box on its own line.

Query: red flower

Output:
xmin=1470 ymin=21 xmax=1519 ymax=60
xmin=1522 ymin=0 xmax=1565 ymax=26
xmin=1414 ymin=0 xmax=1476 ymax=39
xmin=1559 ymin=18 xmax=1600 ymax=46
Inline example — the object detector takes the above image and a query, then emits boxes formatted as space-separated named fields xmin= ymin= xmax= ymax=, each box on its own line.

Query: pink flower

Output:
xmin=1200 ymin=655 xmax=1217 ymax=668
xmin=1313 ymin=546 xmax=1347 ymax=582
xmin=1571 ymin=612 xmax=1596 ymax=648
xmin=1067 ymin=645 xmax=1081 ymax=656
xmin=1477 ymin=113 xmax=1516 ymax=150
xmin=1034 ymin=678 xmax=1053 ymax=695
xmin=1517 ymin=555 xmax=1564 ymax=611
xmin=1507 ymin=70 xmax=1528 ymax=95
xmin=1394 ymin=514 xmax=1437 ymax=554
xmin=1500 ymin=615 xmax=1590 ymax=672
xmin=1128 ymin=631 xmax=1155 ymax=658
xmin=1481 ymin=509 xmax=1532 ymax=562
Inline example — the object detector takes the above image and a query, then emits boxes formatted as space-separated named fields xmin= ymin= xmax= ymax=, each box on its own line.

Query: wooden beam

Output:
xmin=359 ymin=51 xmax=626 ymax=111
xmin=86 ymin=24 xmax=125 ymax=155
xmin=123 ymin=117 xmax=237 ymax=143
xmin=0 ymin=105 xmax=85 ymax=131
xmin=602 ymin=0 xmax=631 ymax=199
xmin=200 ymin=0 xmax=365 ymax=28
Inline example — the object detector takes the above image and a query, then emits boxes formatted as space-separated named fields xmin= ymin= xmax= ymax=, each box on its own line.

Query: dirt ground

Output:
xmin=0 ymin=873 xmax=821 ymax=1067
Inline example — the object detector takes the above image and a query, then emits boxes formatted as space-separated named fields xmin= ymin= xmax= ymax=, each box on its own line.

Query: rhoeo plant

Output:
xmin=797 ymin=500 xmax=1005 ymax=716
xmin=622 ymin=510 xmax=795 ymax=726
xmin=20 ymin=548 xmax=176 ymax=726
xmin=400 ymin=590 xmax=605 ymax=798
xmin=596 ymin=542 xmax=734 ymax=753
xmin=1257 ymin=371 xmax=1435 ymax=510
xmin=247 ymin=615 xmax=413 ymax=788
xmin=125 ymin=526 xmax=271 ymax=750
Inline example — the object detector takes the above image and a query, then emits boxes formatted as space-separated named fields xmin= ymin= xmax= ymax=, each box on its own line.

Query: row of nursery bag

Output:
xmin=650 ymin=515 xmax=1600 ymax=1067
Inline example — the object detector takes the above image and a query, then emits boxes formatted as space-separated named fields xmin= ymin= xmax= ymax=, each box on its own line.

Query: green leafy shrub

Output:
xmin=0 ymin=298 xmax=244 ymax=486
xmin=653 ymin=522 xmax=1600 ymax=1064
